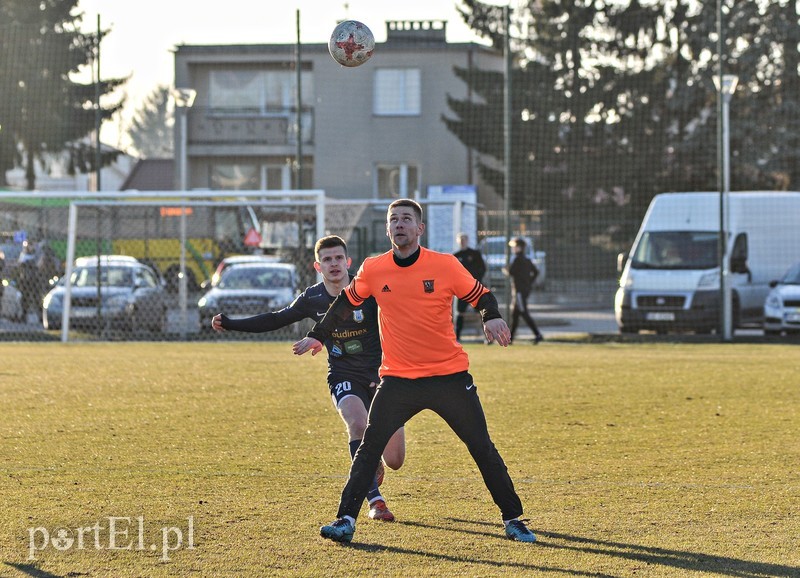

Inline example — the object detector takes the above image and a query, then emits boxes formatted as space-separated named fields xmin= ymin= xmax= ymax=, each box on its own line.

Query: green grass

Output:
xmin=0 ymin=342 xmax=798 ymax=577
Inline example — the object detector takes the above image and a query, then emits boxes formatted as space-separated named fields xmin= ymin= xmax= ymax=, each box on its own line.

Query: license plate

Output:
xmin=787 ymin=312 xmax=800 ymax=323
xmin=646 ymin=312 xmax=675 ymax=321
xmin=71 ymin=307 xmax=96 ymax=319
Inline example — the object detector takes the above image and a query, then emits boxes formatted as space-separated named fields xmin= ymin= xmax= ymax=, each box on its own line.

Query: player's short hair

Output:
xmin=314 ymin=235 xmax=348 ymax=261
xmin=388 ymin=198 xmax=423 ymax=223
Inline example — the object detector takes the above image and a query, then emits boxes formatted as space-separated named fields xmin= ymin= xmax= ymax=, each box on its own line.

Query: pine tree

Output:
xmin=726 ymin=0 xmax=800 ymax=189
xmin=128 ymin=85 xmax=174 ymax=159
xmin=0 ymin=0 xmax=125 ymax=190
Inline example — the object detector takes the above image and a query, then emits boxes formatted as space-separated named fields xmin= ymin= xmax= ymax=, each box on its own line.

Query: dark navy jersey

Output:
xmin=220 ymin=279 xmax=381 ymax=383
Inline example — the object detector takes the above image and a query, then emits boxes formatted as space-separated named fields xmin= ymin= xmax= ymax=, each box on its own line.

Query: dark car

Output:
xmin=43 ymin=255 xmax=167 ymax=333
xmin=197 ymin=262 xmax=298 ymax=329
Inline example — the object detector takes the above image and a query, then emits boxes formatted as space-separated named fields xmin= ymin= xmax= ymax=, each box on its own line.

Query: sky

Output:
xmin=75 ymin=0 xmax=498 ymax=150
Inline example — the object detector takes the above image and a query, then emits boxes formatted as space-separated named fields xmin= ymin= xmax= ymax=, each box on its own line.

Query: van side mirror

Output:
xmin=730 ymin=256 xmax=749 ymax=274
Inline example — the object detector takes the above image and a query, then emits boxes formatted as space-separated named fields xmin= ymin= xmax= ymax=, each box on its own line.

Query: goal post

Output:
xmin=60 ymin=190 xmax=325 ymax=342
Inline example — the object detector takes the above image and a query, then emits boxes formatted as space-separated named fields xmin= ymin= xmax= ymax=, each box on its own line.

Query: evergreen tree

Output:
xmin=0 ymin=0 xmax=125 ymax=190
xmin=726 ymin=0 xmax=800 ymax=189
xmin=128 ymin=85 xmax=174 ymax=159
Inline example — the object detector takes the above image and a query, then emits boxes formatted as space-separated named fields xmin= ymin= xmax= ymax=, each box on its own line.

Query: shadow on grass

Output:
xmin=3 ymin=563 xmax=66 ymax=578
xmin=344 ymin=539 xmax=616 ymax=577
xmin=439 ymin=518 xmax=799 ymax=577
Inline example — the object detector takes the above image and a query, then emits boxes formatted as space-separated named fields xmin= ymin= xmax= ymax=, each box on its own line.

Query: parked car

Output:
xmin=479 ymin=235 xmax=546 ymax=290
xmin=763 ymin=261 xmax=800 ymax=336
xmin=1 ymin=240 xmax=62 ymax=323
xmin=203 ymin=254 xmax=283 ymax=289
xmin=43 ymin=255 xmax=167 ymax=333
xmin=197 ymin=262 xmax=298 ymax=329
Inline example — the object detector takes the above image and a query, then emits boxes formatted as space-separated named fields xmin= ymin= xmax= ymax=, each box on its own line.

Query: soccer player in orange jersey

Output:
xmin=293 ymin=199 xmax=536 ymax=544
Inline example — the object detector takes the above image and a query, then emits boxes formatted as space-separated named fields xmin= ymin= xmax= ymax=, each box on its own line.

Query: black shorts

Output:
xmin=328 ymin=374 xmax=377 ymax=409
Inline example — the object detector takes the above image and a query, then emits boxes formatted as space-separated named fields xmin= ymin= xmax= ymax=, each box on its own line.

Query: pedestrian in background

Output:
xmin=506 ymin=237 xmax=544 ymax=344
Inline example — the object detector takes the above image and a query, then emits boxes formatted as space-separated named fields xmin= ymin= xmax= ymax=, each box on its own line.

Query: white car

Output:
xmin=197 ymin=262 xmax=298 ymax=330
xmin=763 ymin=261 xmax=800 ymax=336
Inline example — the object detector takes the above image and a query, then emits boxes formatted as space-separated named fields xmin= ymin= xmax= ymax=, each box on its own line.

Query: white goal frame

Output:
xmin=61 ymin=190 xmax=325 ymax=342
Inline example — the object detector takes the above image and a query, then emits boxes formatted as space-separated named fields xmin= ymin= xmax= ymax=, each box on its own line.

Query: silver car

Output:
xmin=197 ymin=262 xmax=298 ymax=329
xmin=764 ymin=261 xmax=800 ymax=336
xmin=43 ymin=255 xmax=167 ymax=333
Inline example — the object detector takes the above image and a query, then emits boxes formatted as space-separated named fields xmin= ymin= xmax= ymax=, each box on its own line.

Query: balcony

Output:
xmin=187 ymin=107 xmax=314 ymax=147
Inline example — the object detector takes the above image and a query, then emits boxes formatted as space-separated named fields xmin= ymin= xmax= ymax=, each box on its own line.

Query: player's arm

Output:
xmin=453 ymin=255 xmax=510 ymax=346
xmin=292 ymin=290 xmax=355 ymax=356
xmin=212 ymin=297 xmax=306 ymax=333
xmin=475 ymin=291 xmax=511 ymax=346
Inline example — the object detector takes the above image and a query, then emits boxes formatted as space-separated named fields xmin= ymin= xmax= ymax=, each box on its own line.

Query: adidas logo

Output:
xmin=381 ymin=285 xmax=391 ymax=292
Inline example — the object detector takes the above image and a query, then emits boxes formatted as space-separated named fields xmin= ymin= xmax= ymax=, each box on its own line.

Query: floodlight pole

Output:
xmin=173 ymin=88 xmax=196 ymax=339
xmin=716 ymin=75 xmax=738 ymax=342
xmin=503 ymin=5 xmax=512 ymax=321
xmin=295 ymin=9 xmax=303 ymax=189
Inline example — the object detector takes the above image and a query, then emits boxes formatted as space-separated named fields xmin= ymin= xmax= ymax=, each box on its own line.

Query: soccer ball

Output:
xmin=328 ymin=20 xmax=375 ymax=67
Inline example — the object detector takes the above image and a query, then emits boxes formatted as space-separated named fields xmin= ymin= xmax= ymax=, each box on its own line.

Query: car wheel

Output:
xmin=45 ymin=314 xmax=61 ymax=331
xmin=152 ymin=307 xmax=168 ymax=334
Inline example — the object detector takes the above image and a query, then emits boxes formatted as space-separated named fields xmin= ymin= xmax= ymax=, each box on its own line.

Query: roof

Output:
xmin=119 ymin=158 xmax=175 ymax=191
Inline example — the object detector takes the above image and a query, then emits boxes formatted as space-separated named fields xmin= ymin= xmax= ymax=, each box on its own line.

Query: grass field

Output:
xmin=0 ymin=341 xmax=798 ymax=577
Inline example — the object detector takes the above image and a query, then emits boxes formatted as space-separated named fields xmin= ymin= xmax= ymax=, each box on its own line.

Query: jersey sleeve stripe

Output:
xmin=346 ymin=284 xmax=365 ymax=305
xmin=460 ymin=280 xmax=485 ymax=303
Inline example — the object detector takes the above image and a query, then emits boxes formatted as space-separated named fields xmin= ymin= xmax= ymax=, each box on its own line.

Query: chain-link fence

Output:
xmin=1 ymin=192 xmax=490 ymax=341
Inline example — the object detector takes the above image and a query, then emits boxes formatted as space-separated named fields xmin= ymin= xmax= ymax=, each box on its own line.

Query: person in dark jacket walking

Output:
xmin=506 ymin=238 xmax=543 ymax=344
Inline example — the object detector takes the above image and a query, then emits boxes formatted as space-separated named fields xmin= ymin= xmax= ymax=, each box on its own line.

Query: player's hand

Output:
xmin=211 ymin=314 xmax=225 ymax=332
xmin=483 ymin=318 xmax=511 ymax=347
xmin=293 ymin=337 xmax=323 ymax=356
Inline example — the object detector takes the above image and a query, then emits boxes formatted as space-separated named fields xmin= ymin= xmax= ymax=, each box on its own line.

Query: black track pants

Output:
xmin=336 ymin=371 xmax=524 ymax=521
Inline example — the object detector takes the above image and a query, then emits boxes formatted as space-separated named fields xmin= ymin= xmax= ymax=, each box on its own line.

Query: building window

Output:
xmin=210 ymin=164 xmax=259 ymax=190
xmin=209 ymin=69 xmax=314 ymax=114
xmin=376 ymin=164 xmax=419 ymax=199
xmin=373 ymin=69 xmax=421 ymax=116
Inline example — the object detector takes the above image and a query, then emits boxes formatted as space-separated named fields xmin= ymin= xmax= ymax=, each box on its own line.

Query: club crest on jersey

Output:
xmin=423 ymin=279 xmax=435 ymax=293
xmin=353 ymin=309 xmax=364 ymax=323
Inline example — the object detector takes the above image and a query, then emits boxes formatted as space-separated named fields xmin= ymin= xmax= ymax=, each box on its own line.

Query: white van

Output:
xmin=615 ymin=191 xmax=800 ymax=333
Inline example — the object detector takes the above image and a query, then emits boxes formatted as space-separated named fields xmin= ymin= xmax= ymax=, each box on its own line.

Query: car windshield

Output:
xmin=71 ymin=266 xmax=133 ymax=288
xmin=631 ymin=232 xmax=719 ymax=270
xmin=219 ymin=267 xmax=292 ymax=290
xmin=780 ymin=263 xmax=800 ymax=284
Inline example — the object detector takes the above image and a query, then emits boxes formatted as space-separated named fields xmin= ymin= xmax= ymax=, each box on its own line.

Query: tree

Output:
xmin=449 ymin=0 xmax=800 ymax=213
xmin=0 ymin=0 xmax=125 ymax=190
xmin=725 ymin=0 xmax=800 ymax=189
xmin=128 ymin=85 xmax=174 ymax=159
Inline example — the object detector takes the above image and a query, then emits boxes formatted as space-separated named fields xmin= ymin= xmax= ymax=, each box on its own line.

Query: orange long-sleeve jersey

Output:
xmin=345 ymin=246 xmax=488 ymax=379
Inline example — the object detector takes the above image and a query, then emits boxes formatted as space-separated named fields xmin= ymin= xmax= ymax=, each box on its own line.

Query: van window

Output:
xmin=631 ymin=232 xmax=719 ymax=270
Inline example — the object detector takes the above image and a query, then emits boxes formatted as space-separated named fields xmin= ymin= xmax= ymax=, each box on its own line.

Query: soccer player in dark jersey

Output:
xmin=294 ymin=200 xmax=536 ymax=544
xmin=212 ymin=235 xmax=405 ymax=522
